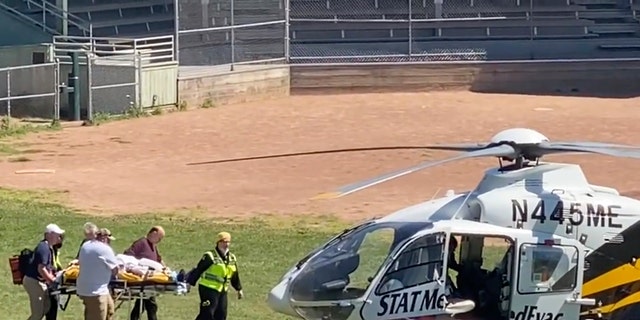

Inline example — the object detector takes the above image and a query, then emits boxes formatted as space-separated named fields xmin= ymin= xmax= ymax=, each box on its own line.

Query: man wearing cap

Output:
xmin=124 ymin=226 xmax=165 ymax=320
xmin=77 ymin=227 xmax=120 ymax=320
xmin=187 ymin=231 xmax=244 ymax=320
xmin=98 ymin=228 xmax=116 ymax=244
xmin=46 ymin=233 xmax=66 ymax=320
xmin=23 ymin=223 xmax=65 ymax=320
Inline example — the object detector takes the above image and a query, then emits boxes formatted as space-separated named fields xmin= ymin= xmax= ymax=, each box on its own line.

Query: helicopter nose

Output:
xmin=267 ymin=280 xmax=298 ymax=317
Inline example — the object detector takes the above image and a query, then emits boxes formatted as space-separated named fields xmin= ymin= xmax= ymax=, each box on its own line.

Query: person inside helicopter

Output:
xmin=445 ymin=236 xmax=514 ymax=320
xmin=448 ymin=237 xmax=462 ymax=272
xmin=445 ymin=237 xmax=463 ymax=298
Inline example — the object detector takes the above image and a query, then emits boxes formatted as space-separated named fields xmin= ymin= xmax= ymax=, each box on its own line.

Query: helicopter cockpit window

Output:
xmin=517 ymin=243 xmax=578 ymax=294
xmin=289 ymin=221 xmax=433 ymax=302
xmin=376 ymin=232 xmax=446 ymax=295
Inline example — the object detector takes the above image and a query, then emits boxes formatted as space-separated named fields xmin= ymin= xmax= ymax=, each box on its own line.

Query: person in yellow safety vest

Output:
xmin=186 ymin=231 xmax=244 ymax=320
xmin=46 ymin=236 xmax=65 ymax=320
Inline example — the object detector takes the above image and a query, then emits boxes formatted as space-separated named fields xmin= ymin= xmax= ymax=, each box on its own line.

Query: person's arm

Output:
xmin=157 ymin=248 xmax=165 ymax=266
xmin=35 ymin=244 xmax=55 ymax=283
xmin=123 ymin=239 xmax=144 ymax=258
xmin=99 ymin=246 xmax=121 ymax=276
xmin=186 ymin=253 xmax=214 ymax=286
xmin=448 ymin=254 xmax=461 ymax=272
xmin=230 ymin=268 xmax=242 ymax=292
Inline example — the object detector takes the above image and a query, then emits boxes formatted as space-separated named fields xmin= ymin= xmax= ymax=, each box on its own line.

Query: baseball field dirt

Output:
xmin=1 ymin=91 xmax=640 ymax=221
xmin=3 ymin=91 xmax=640 ymax=320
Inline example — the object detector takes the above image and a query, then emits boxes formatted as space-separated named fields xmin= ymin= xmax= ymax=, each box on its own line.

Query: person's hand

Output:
xmin=45 ymin=276 xmax=56 ymax=286
xmin=237 ymin=290 xmax=244 ymax=300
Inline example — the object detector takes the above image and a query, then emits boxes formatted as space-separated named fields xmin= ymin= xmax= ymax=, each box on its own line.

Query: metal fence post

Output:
xmin=54 ymin=58 xmax=60 ymax=121
xmin=408 ymin=0 xmax=413 ymax=59
xmin=87 ymin=53 xmax=93 ymax=121
xmin=41 ymin=0 xmax=46 ymax=32
xmin=174 ymin=0 xmax=180 ymax=63
xmin=284 ymin=0 xmax=290 ymax=63
xmin=136 ymin=53 xmax=142 ymax=110
xmin=6 ymin=70 xmax=11 ymax=118
xmin=230 ymin=0 xmax=235 ymax=70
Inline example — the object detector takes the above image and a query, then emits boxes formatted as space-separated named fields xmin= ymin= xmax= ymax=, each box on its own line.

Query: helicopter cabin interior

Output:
xmin=284 ymin=220 xmax=583 ymax=320
xmin=376 ymin=232 xmax=581 ymax=320
xmin=434 ymin=233 xmax=578 ymax=319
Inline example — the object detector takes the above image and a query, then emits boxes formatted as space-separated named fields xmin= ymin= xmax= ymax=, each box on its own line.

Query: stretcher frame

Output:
xmin=50 ymin=279 xmax=182 ymax=317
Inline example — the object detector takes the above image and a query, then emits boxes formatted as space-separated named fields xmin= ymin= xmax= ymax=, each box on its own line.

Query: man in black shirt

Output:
xmin=45 ymin=236 xmax=65 ymax=320
xmin=187 ymin=232 xmax=244 ymax=320
xmin=23 ymin=223 xmax=65 ymax=320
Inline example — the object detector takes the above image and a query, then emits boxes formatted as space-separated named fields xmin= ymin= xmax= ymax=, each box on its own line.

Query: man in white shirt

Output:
xmin=77 ymin=229 xmax=120 ymax=320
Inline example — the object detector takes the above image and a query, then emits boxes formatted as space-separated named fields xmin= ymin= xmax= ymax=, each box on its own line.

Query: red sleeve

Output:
xmin=123 ymin=239 xmax=143 ymax=257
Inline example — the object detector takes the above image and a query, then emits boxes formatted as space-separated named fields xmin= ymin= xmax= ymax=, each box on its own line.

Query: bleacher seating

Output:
xmin=288 ymin=0 xmax=640 ymax=44
xmin=176 ymin=0 xmax=285 ymax=64
xmin=290 ymin=0 xmax=598 ymax=42
xmin=66 ymin=0 xmax=174 ymax=37
xmin=2 ymin=0 xmax=640 ymax=63
xmin=3 ymin=0 xmax=174 ymax=37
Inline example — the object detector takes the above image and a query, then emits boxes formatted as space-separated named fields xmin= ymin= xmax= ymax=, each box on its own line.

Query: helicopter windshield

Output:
xmin=289 ymin=221 xmax=433 ymax=303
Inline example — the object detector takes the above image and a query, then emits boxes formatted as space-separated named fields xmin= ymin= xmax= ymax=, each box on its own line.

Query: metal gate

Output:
xmin=0 ymin=62 xmax=61 ymax=120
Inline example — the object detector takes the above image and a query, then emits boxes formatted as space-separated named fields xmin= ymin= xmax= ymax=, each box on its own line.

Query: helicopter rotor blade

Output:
xmin=186 ymin=146 xmax=443 ymax=166
xmin=550 ymin=141 xmax=640 ymax=149
xmin=312 ymin=144 xmax=517 ymax=200
xmin=186 ymin=143 xmax=492 ymax=166
xmin=415 ymin=142 xmax=491 ymax=152
xmin=540 ymin=142 xmax=640 ymax=159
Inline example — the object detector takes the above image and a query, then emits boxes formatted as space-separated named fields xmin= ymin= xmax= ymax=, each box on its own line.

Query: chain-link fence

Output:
xmin=287 ymin=0 xmax=594 ymax=63
xmin=176 ymin=0 xmax=288 ymax=67
xmin=87 ymin=54 xmax=141 ymax=118
xmin=0 ymin=63 xmax=60 ymax=120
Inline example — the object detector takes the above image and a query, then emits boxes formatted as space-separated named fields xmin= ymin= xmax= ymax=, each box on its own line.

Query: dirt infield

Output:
xmin=2 ymin=91 xmax=640 ymax=221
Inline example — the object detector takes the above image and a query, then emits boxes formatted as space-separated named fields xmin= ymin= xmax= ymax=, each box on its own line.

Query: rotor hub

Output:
xmin=490 ymin=128 xmax=549 ymax=145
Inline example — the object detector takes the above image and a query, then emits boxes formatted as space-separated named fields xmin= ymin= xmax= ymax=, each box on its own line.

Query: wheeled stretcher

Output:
xmin=50 ymin=257 xmax=189 ymax=316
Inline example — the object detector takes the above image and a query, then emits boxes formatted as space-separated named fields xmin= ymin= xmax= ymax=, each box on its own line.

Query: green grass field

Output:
xmin=0 ymin=188 xmax=346 ymax=320
xmin=0 ymin=187 xmax=512 ymax=320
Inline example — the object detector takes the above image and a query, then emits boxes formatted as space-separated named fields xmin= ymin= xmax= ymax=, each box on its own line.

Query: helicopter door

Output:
xmin=511 ymin=237 xmax=588 ymax=320
xmin=359 ymin=231 xmax=449 ymax=319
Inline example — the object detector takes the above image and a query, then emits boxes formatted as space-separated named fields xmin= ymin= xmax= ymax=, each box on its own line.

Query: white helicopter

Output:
xmin=265 ymin=128 xmax=640 ymax=320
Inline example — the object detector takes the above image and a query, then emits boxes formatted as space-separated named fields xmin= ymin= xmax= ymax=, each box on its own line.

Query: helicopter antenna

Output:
xmin=451 ymin=185 xmax=478 ymax=220
xmin=429 ymin=188 xmax=441 ymax=201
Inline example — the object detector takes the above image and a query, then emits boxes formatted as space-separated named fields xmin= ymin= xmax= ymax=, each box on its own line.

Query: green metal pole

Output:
xmin=62 ymin=0 xmax=68 ymax=36
xmin=68 ymin=52 xmax=80 ymax=121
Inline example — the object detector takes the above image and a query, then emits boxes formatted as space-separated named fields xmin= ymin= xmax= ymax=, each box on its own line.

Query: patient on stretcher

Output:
xmin=57 ymin=254 xmax=186 ymax=285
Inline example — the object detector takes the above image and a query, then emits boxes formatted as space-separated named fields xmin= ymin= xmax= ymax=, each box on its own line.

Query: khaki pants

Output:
xmin=23 ymin=276 xmax=50 ymax=320
xmin=79 ymin=294 xmax=115 ymax=320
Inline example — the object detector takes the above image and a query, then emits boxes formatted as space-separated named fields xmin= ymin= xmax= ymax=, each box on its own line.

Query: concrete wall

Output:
xmin=0 ymin=43 xmax=54 ymax=68
xmin=177 ymin=64 xmax=290 ymax=108
xmin=290 ymin=60 xmax=640 ymax=98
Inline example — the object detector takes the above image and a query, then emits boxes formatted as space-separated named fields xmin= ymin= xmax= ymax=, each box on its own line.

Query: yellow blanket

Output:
xmin=62 ymin=264 xmax=174 ymax=285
